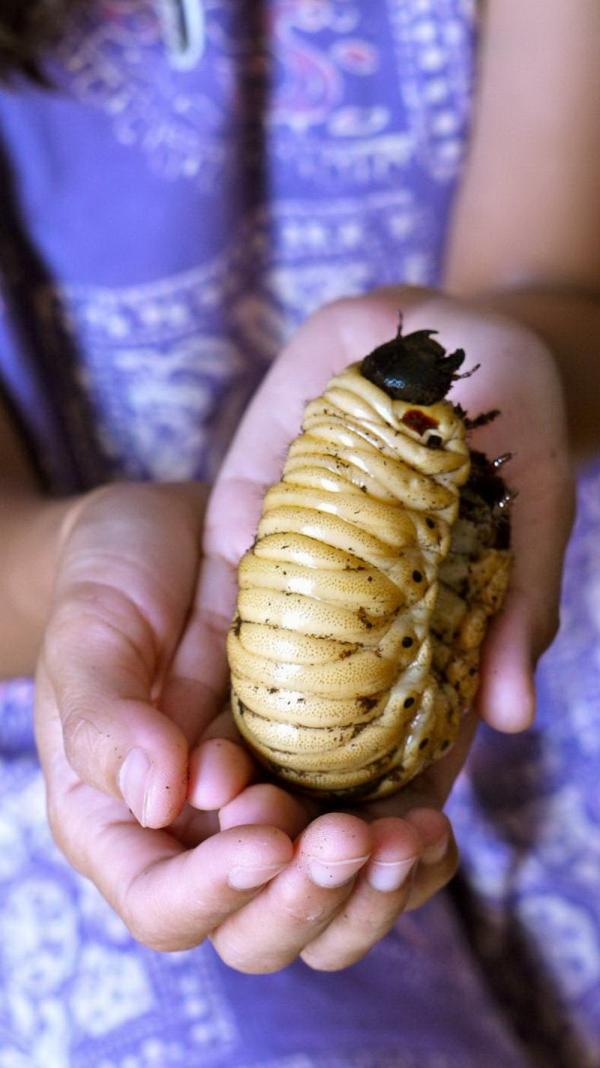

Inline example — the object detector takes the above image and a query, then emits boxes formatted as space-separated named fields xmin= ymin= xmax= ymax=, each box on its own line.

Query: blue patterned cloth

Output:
xmin=1 ymin=3 xmax=598 ymax=1066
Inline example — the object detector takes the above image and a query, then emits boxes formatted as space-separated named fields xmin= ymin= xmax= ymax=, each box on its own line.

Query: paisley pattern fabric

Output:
xmin=0 ymin=0 xmax=474 ymax=491
xmin=0 ymin=2 xmax=598 ymax=1066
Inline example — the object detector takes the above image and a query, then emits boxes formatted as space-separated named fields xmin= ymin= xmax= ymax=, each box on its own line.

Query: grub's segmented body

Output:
xmin=228 ymin=322 xmax=512 ymax=800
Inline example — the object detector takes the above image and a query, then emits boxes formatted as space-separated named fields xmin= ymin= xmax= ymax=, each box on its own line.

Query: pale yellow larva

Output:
xmin=227 ymin=323 xmax=512 ymax=801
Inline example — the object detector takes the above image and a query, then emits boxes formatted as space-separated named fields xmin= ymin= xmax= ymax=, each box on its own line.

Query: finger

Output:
xmin=41 ymin=483 xmax=209 ymax=826
xmin=351 ymin=791 xmax=460 ymax=920
xmin=404 ymin=827 xmax=460 ymax=912
xmin=474 ymin=591 xmax=537 ymax=732
xmin=475 ymin=505 xmax=571 ymax=735
xmin=161 ymin=550 xmax=240 ymax=813
xmin=45 ymin=768 xmax=294 ymax=953
xmin=187 ymin=738 xmax=256 ymax=810
xmin=475 ymin=460 xmax=573 ymax=733
xmin=157 ymin=675 xmax=230 ymax=748
xmin=401 ymin=807 xmax=452 ymax=853
xmin=166 ymin=802 xmax=221 ymax=849
xmin=299 ymin=816 xmax=422 ymax=971
xmin=162 ymin=555 xmax=254 ymax=811
xmin=409 ymin=306 xmax=573 ymax=732
xmin=210 ymin=813 xmax=372 ymax=973
xmin=165 ymin=552 xmax=236 ymax=705
xmin=36 ymin=654 xmax=192 ymax=828
xmin=476 ymin=368 xmax=573 ymax=731
xmin=461 ymin=333 xmax=573 ymax=732
xmin=218 ymin=782 xmax=312 ymax=839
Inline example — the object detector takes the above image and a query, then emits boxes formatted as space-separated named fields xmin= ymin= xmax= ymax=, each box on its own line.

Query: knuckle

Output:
xmin=301 ymin=944 xmax=360 ymax=972
xmin=48 ymin=581 xmax=154 ymax=676
xmin=117 ymin=876 xmax=206 ymax=954
xmin=117 ymin=881 xmax=160 ymax=948
xmin=277 ymin=893 xmax=335 ymax=929
xmin=210 ymin=935 xmax=283 ymax=975
xmin=126 ymin=920 xmax=165 ymax=951
xmin=61 ymin=710 xmax=106 ymax=775
xmin=352 ymin=908 xmax=392 ymax=941
xmin=119 ymin=903 xmax=178 ymax=953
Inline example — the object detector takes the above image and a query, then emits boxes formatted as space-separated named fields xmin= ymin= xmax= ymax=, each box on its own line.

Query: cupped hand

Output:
xmin=34 ymin=481 xmax=294 ymax=950
xmin=32 ymin=477 xmax=452 ymax=972
xmin=207 ymin=286 xmax=573 ymax=733
xmin=193 ymin=284 xmax=573 ymax=967
xmin=35 ymin=283 xmax=573 ymax=973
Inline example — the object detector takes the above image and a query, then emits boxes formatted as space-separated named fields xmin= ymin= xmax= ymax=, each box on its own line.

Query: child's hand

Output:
xmin=34 ymin=282 xmax=574 ymax=974
xmin=33 ymin=481 xmax=295 ymax=948
xmin=188 ymin=284 xmax=574 ymax=970
xmin=33 ymin=478 xmax=453 ymax=969
xmin=209 ymin=286 xmax=573 ymax=734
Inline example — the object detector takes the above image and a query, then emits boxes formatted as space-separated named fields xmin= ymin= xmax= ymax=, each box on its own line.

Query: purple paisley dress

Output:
xmin=0 ymin=3 xmax=598 ymax=1066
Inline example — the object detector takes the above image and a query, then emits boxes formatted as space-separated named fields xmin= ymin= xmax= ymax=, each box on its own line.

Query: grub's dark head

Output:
xmin=360 ymin=315 xmax=466 ymax=405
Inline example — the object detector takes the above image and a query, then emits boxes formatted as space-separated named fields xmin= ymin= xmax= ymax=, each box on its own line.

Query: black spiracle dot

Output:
xmin=402 ymin=636 xmax=414 ymax=648
xmin=412 ymin=570 xmax=423 ymax=583
xmin=425 ymin=518 xmax=435 ymax=529
xmin=419 ymin=738 xmax=430 ymax=750
xmin=403 ymin=697 xmax=415 ymax=709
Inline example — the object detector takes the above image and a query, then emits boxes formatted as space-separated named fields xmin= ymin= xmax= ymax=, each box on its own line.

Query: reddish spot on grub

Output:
xmin=401 ymin=409 xmax=439 ymax=436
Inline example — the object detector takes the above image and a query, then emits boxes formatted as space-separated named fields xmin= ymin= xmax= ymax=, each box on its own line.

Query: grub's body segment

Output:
xmin=228 ymin=327 xmax=511 ymax=801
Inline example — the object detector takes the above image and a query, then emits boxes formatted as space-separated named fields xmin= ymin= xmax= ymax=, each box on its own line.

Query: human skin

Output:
xmin=1 ymin=292 xmax=575 ymax=972
xmin=1 ymin=0 xmax=598 ymax=971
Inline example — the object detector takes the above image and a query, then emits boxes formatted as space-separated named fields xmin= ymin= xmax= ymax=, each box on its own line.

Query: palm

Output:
xmin=35 ymin=288 xmax=573 ymax=970
xmin=203 ymin=288 xmax=573 ymax=896
xmin=207 ymin=288 xmax=572 ymax=736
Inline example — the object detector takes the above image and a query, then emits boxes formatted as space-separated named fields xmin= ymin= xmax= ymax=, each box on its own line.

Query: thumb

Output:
xmin=35 ymin=482 xmax=209 ymax=828
xmin=476 ymin=453 xmax=574 ymax=733
xmin=35 ymin=581 xmax=191 ymax=828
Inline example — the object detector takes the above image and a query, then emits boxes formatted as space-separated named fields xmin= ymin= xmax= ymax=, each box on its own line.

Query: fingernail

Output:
xmin=421 ymin=834 xmax=449 ymax=865
xmin=119 ymin=748 xmax=152 ymax=825
xmin=307 ymin=855 xmax=369 ymax=888
xmin=367 ymin=857 xmax=417 ymax=893
xmin=228 ymin=864 xmax=287 ymax=890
